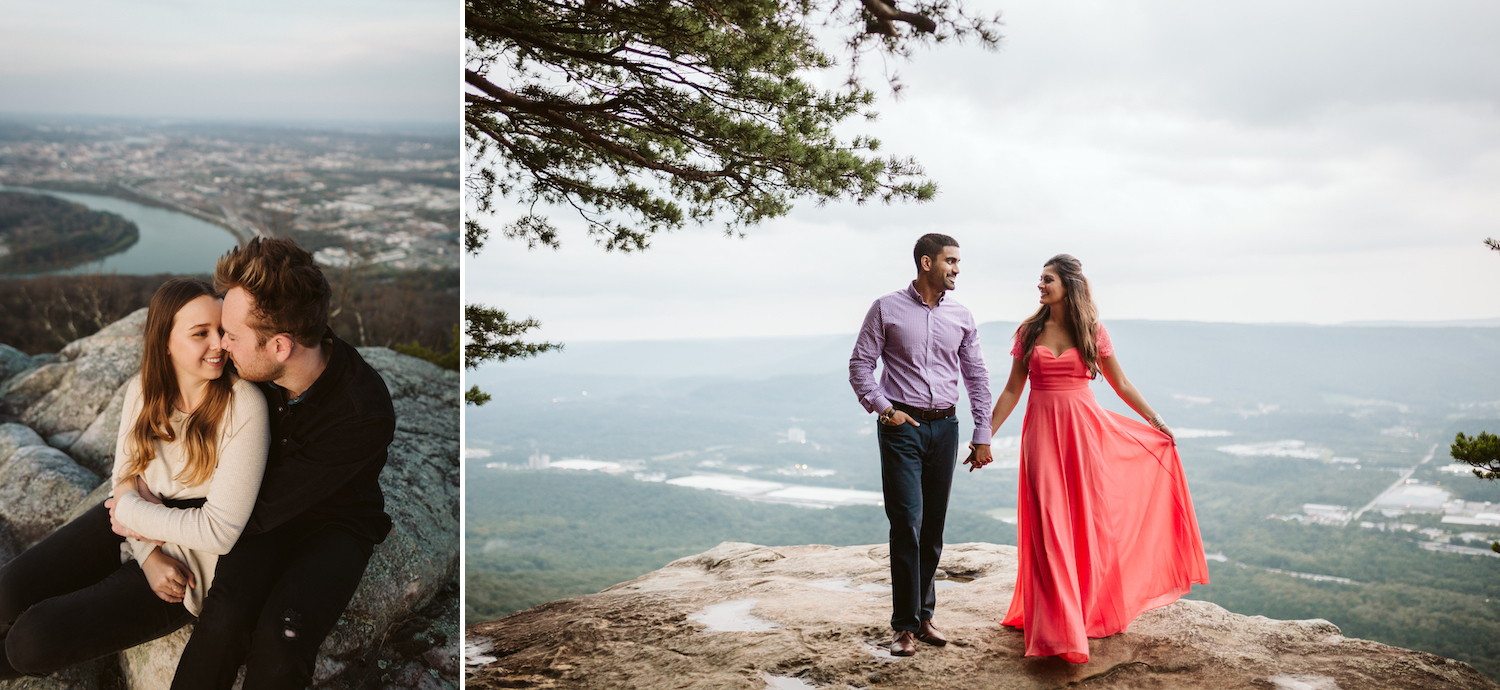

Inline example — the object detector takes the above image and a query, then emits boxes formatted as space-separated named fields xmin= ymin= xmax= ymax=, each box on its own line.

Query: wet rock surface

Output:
xmin=468 ymin=541 xmax=1496 ymax=690
xmin=0 ymin=315 xmax=457 ymax=690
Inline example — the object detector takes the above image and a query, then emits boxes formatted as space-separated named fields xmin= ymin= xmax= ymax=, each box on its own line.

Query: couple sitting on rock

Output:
xmin=0 ymin=238 xmax=396 ymax=688
xmin=850 ymin=234 xmax=1209 ymax=662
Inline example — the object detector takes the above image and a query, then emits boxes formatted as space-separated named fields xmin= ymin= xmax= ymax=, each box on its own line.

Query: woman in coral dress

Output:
xmin=983 ymin=254 xmax=1208 ymax=663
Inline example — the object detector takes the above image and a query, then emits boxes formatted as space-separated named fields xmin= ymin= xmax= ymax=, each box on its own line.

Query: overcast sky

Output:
xmin=467 ymin=0 xmax=1500 ymax=343
xmin=0 ymin=0 xmax=454 ymax=124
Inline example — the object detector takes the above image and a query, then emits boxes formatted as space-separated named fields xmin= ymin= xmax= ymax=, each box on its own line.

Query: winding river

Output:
xmin=0 ymin=186 xmax=239 ymax=276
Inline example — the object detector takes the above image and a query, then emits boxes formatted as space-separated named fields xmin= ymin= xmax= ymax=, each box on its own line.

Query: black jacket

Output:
xmin=244 ymin=330 xmax=395 ymax=544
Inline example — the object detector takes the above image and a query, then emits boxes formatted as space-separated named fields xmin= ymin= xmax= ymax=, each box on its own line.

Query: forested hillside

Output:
xmin=0 ymin=191 xmax=138 ymax=273
xmin=0 ymin=269 xmax=458 ymax=363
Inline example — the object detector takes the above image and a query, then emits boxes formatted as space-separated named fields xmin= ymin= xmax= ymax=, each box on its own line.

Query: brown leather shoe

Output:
xmin=916 ymin=619 xmax=948 ymax=647
xmin=889 ymin=630 xmax=917 ymax=656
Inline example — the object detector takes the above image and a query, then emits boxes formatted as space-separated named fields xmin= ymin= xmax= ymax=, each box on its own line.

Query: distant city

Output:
xmin=1266 ymin=442 xmax=1499 ymax=557
xmin=0 ymin=117 xmax=458 ymax=270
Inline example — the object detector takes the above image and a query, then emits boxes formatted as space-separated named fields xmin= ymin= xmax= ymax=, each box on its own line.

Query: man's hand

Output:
xmin=963 ymin=443 xmax=994 ymax=472
xmin=135 ymin=476 xmax=163 ymax=504
xmin=879 ymin=407 xmax=920 ymax=427
xmin=104 ymin=497 xmax=163 ymax=546
xmin=141 ymin=548 xmax=195 ymax=603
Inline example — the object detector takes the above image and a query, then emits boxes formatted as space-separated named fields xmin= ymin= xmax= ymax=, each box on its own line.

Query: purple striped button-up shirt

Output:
xmin=849 ymin=282 xmax=993 ymax=445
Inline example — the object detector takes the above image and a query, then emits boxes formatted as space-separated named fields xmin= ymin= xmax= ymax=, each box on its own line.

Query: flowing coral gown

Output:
xmin=1001 ymin=324 xmax=1209 ymax=663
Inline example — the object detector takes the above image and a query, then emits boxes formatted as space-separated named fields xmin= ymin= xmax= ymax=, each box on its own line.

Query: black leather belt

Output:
xmin=893 ymin=401 xmax=956 ymax=421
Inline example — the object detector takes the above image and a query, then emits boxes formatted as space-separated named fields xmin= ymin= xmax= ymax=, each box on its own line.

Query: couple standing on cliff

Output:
xmin=849 ymin=233 xmax=1210 ymax=662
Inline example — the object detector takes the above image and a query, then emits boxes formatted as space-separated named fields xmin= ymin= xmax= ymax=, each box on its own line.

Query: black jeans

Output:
xmin=877 ymin=414 xmax=959 ymax=633
xmin=171 ymin=521 xmax=373 ymax=690
xmin=0 ymin=501 xmax=192 ymax=679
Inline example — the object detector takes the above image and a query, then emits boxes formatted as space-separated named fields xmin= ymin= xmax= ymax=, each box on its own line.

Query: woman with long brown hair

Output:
xmin=984 ymin=254 xmax=1208 ymax=663
xmin=0 ymin=277 xmax=269 ymax=678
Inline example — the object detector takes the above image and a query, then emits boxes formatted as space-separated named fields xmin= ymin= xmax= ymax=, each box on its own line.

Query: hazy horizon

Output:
xmin=1 ymin=0 xmax=455 ymax=124
xmin=0 ymin=111 xmax=455 ymax=135
xmin=481 ymin=315 xmax=1500 ymax=347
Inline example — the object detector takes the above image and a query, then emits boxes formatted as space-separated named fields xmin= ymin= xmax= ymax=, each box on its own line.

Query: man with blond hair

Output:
xmin=168 ymin=237 xmax=396 ymax=689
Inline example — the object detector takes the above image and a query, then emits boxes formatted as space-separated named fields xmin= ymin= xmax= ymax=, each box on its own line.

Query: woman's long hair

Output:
xmin=1014 ymin=254 xmax=1103 ymax=378
xmin=121 ymin=278 xmax=234 ymax=487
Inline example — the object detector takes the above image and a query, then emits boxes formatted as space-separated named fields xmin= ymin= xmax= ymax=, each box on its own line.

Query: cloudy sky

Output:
xmin=468 ymin=0 xmax=1500 ymax=343
xmin=0 ymin=0 xmax=454 ymax=124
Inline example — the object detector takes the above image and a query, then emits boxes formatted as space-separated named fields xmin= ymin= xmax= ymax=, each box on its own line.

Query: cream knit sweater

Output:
xmin=110 ymin=374 xmax=270 ymax=615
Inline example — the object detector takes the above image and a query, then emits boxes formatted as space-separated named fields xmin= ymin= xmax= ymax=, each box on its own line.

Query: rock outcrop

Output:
xmin=0 ymin=345 xmax=40 ymax=387
xmin=0 ymin=438 xmax=99 ymax=546
xmin=468 ymin=541 xmax=1497 ymax=690
xmin=2 ymin=310 xmax=146 ymax=453
xmin=0 ymin=312 xmax=458 ymax=690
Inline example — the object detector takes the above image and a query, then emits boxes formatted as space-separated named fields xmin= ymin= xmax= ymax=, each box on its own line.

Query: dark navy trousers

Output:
xmin=877 ymin=414 xmax=959 ymax=633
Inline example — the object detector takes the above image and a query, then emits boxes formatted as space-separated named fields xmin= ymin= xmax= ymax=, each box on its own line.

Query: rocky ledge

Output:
xmin=0 ymin=309 xmax=459 ymax=690
xmin=468 ymin=542 xmax=1496 ymax=690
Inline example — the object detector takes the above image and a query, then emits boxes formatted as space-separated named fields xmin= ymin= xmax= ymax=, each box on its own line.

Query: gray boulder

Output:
xmin=44 ymin=431 xmax=80 ymax=451
xmin=0 ymin=345 xmax=35 ymax=389
xmin=67 ymin=378 xmax=131 ymax=477
xmin=0 ymin=423 xmax=46 ymax=461
xmin=0 ymin=423 xmax=92 ymax=563
xmin=118 ymin=626 xmax=191 ymax=690
xmin=0 ymin=657 xmax=116 ymax=690
xmin=60 ymin=480 xmax=113 ymax=525
xmin=0 ymin=444 xmax=99 ymax=547
xmin=2 ymin=308 xmax=146 ymax=438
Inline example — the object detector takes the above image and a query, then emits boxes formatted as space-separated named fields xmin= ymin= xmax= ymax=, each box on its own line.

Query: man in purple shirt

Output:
xmin=849 ymin=233 xmax=993 ymax=656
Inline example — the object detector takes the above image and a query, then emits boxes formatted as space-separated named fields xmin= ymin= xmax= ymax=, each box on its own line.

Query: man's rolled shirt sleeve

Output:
xmin=849 ymin=299 xmax=892 ymax=414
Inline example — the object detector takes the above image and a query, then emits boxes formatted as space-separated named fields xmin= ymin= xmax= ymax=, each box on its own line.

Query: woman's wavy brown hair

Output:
xmin=1014 ymin=254 xmax=1103 ymax=378
xmin=121 ymin=278 xmax=235 ymax=487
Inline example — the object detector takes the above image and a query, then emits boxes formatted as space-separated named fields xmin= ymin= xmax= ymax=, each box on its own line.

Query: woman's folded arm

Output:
xmin=114 ymin=382 xmax=270 ymax=555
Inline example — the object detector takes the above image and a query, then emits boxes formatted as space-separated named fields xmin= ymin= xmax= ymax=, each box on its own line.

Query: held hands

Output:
xmin=141 ymin=547 xmax=195 ymax=604
xmin=963 ymin=443 xmax=993 ymax=472
xmin=135 ymin=475 xmax=163 ymax=504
